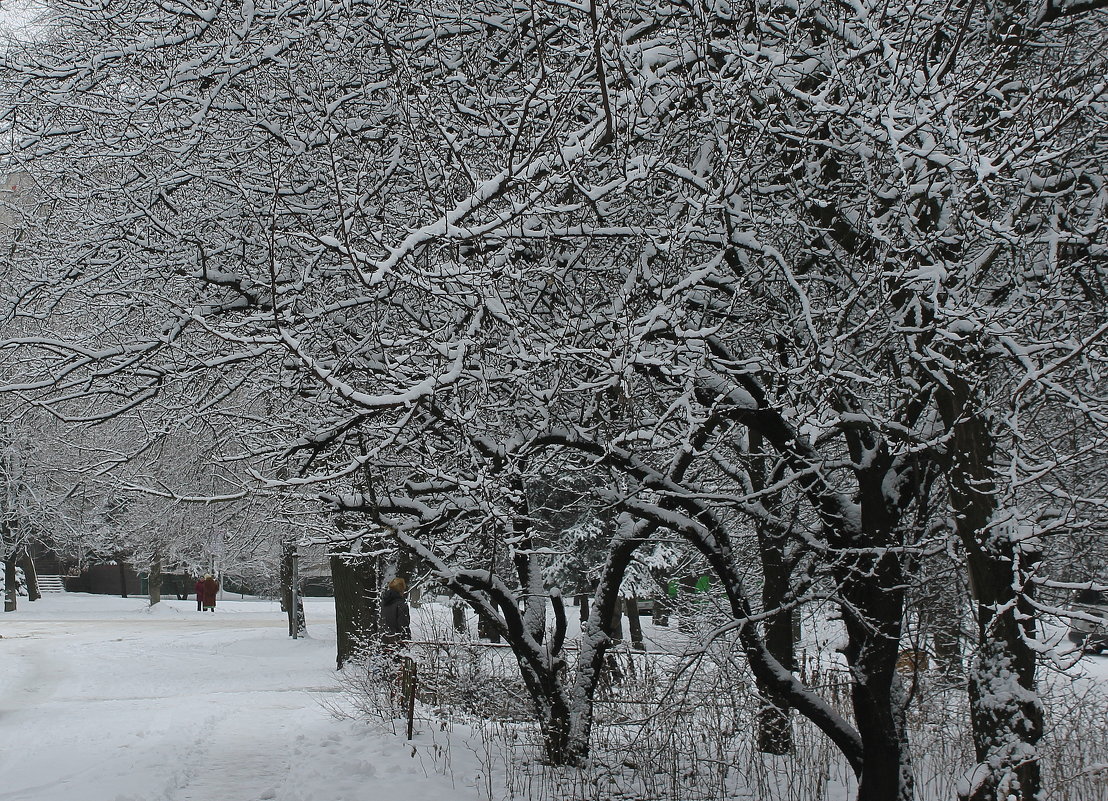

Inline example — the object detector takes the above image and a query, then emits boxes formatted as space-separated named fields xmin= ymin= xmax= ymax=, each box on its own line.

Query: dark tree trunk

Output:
xmin=840 ymin=551 xmax=912 ymax=801
xmin=401 ymin=523 xmax=646 ymax=768
xmin=608 ymin=600 xmax=624 ymax=641
xmin=963 ymin=583 xmax=1042 ymax=801
xmin=280 ymin=541 xmax=306 ymax=638
xmin=148 ymin=552 xmax=162 ymax=606
xmin=525 ymin=672 xmax=580 ymax=766
xmin=651 ymin=593 xmax=670 ymax=626
xmin=19 ymin=550 xmax=40 ymax=602
xmin=117 ymin=559 xmax=129 ymax=598
xmin=624 ymin=597 xmax=644 ymax=650
xmin=677 ymin=575 xmax=698 ymax=632
xmin=957 ymin=469 xmax=1043 ymax=801
xmin=451 ymin=604 xmax=467 ymax=634
xmin=477 ymin=614 xmax=501 ymax=642
xmin=4 ymin=554 xmax=17 ymax=611
xmin=748 ymin=428 xmax=799 ymax=755
xmin=757 ymin=543 xmax=796 ymax=754
xmin=396 ymin=549 xmax=419 ymax=605
xmin=331 ymin=548 xmax=379 ymax=668
xmin=940 ymin=376 xmax=1042 ymax=801
xmin=917 ymin=555 xmax=964 ymax=676
xmin=576 ymin=592 xmax=589 ymax=623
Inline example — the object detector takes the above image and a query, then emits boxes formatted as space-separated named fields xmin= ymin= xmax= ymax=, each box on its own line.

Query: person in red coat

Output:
xmin=194 ymin=577 xmax=205 ymax=611
xmin=201 ymin=574 xmax=219 ymax=612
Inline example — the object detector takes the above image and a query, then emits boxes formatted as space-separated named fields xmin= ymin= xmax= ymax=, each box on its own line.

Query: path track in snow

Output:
xmin=167 ymin=691 xmax=302 ymax=801
xmin=0 ymin=596 xmax=345 ymax=801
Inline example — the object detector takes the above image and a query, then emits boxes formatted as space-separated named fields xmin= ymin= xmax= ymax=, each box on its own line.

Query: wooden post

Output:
xmin=403 ymin=657 xmax=417 ymax=740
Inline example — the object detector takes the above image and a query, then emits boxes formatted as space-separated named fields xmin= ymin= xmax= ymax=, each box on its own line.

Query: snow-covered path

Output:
xmin=0 ymin=594 xmax=475 ymax=801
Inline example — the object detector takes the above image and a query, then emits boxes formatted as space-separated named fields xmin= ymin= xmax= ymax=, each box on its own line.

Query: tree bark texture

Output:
xmin=451 ymin=603 xmax=467 ymax=634
xmin=916 ymin=554 xmax=964 ymax=676
xmin=331 ymin=549 xmax=378 ymax=668
xmin=624 ymin=597 xmax=644 ymax=651
xmin=748 ymin=427 xmax=799 ymax=755
xmin=280 ymin=542 xmax=306 ymax=638
xmin=839 ymin=551 xmax=913 ymax=801
xmin=4 ymin=555 xmax=16 ymax=612
xmin=940 ymin=376 xmax=1043 ymax=801
xmin=148 ymin=552 xmax=162 ymax=606
xmin=757 ymin=532 xmax=796 ymax=755
xmin=19 ymin=550 xmax=40 ymax=602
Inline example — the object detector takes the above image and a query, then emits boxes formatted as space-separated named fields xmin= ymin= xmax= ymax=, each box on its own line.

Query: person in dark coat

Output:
xmin=201 ymin=574 xmax=219 ymax=612
xmin=381 ymin=577 xmax=411 ymax=646
xmin=194 ymin=577 xmax=205 ymax=611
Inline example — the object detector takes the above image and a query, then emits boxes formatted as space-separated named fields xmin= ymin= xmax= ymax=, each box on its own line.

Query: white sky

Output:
xmin=0 ymin=0 xmax=46 ymax=38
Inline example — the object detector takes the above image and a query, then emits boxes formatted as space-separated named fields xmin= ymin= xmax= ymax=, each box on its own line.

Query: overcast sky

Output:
xmin=0 ymin=0 xmax=45 ymax=36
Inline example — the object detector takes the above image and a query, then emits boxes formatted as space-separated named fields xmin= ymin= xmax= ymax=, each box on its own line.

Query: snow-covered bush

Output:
xmin=0 ymin=565 xmax=28 ymax=597
xmin=337 ymin=609 xmax=1108 ymax=801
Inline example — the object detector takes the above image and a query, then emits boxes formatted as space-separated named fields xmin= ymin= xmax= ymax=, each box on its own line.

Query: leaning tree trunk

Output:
xmin=19 ymin=550 xmax=40 ymax=602
xmin=331 ymin=547 xmax=379 ymax=668
xmin=4 ymin=554 xmax=17 ymax=611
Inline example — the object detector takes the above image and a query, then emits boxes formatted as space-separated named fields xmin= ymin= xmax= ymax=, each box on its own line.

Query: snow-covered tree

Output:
xmin=2 ymin=1 xmax=1106 ymax=797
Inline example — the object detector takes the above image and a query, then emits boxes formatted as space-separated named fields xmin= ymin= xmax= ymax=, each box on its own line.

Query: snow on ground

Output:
xmin=0 ymin=593 xmax=480 ymax=801
xmin=4 ymin=593 xmax=1107 ymax=801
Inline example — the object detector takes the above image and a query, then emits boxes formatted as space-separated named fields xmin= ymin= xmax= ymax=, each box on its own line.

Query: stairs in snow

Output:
xmin=36 ymin=575 xmax=66 ymax=593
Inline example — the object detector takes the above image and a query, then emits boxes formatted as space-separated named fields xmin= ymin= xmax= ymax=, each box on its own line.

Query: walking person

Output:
xmin=201 ymin=574 xmax=219 ymax=612
xmin=381 ymin=577 xmax=411 ymax=647
xmin=194 ymin=577 xmax=204 ymax=611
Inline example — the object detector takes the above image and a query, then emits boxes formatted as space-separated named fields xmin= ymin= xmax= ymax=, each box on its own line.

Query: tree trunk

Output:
xmin=530 ymin=679 xmax=582 ymax=766
xmin=840 ymin=551 xmax=913 ymax=801
xmin=19 ymin=550 xmax=40 ymax=602
xmin=576 ymin=592 xmax=589 ymax=623
xmin=4 ymin=554 xmax=17 ymax=612
xmin=607 ymin=599 xmax=624 ymax=641
xmin=477 ymin=613 xmax=502 ymax=643
xmin=961 ymin=533 xmax=1043 ymax=801
xmin=148 ymin=551 xmax=162 ymax=606
xmin=757 ymin=521 xmax=797 ymax=755
xmin=651 ymin=593 xmax=670 ymax=626
xmin=331 ymin=548 xmax=379 ymax=668
xmin=117 ymin=559 xmax=129 ymax=598
xmin=451 ymin=603 xmax=467 ymax=634
xmin=941 ymin=380 xmax=1042 ymax=801
xmin=624 ymin=597 xmax=644 ymax=651
xmin=677 ymin=575 xmax=698 ymax=633
xmin=280 ymin=541 xmax=306 ymax=638
xmin=917 ymin=555 xmax=963 ymax=676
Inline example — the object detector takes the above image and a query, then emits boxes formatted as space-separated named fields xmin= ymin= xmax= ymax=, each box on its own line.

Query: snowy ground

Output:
xmin=0 ymin=594 xmax=480 ymax=801
xmin=4 ymin=593 xmax=1107 ymax=801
